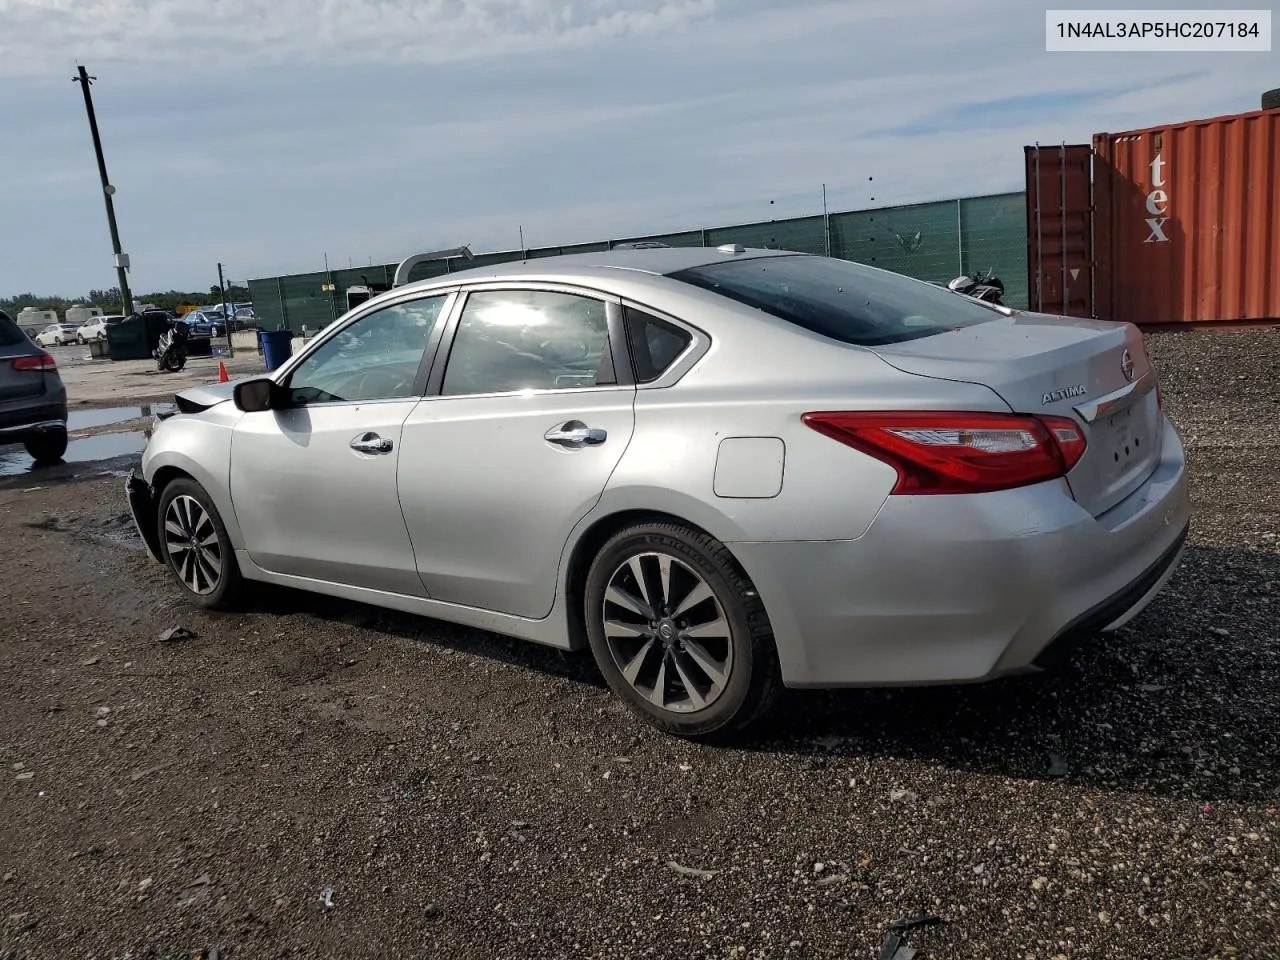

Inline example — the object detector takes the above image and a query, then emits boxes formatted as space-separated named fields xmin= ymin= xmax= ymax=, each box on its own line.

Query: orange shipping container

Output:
xmin=1093 ymin=107 xmax=1280 ymax=325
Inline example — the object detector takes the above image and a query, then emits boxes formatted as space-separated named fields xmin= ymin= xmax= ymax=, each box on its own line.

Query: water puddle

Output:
xmin=0 ymin=402 xmax=178 ymax=481
xmin=0 ymin=431 xmax=148 ymax=477
xmin=66 ymin=402 xmax=174 ymax=430
xmin=62 ymin=431 xmax=148 ymax=462
xmin=67 ymin=406 xmax=143 ymax=430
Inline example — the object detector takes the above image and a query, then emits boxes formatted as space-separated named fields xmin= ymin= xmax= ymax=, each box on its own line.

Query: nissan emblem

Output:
xmin=1121 ymin=349 xmax=1135 ymax=382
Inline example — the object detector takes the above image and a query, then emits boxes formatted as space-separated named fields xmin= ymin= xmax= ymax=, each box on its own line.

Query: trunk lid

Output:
xmin=868 ymin=313 xmax=1161 ymax=517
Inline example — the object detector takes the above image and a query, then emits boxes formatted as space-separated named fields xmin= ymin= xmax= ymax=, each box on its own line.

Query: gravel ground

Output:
xmin=1 ymin=328 xmax=1277 ymax=960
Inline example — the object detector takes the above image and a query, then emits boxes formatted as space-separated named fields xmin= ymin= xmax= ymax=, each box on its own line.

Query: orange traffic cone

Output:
xmin=217 ymin=361 xmax=229 ymax=383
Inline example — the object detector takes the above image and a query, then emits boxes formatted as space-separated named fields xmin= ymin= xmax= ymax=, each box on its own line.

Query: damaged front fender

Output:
xmin=125 ymin=469 xmax=165 ymax=564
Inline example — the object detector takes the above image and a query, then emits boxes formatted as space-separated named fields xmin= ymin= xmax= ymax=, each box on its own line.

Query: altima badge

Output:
xmin=1042 ymin=384 xmax=1087 ymax=405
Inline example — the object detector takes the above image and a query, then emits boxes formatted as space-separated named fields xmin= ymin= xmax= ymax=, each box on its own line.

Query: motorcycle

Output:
xmin=154 ymin=318 xmax=191 ymax=372
xmin=947 ymin=268 xmax=1005 ymax=305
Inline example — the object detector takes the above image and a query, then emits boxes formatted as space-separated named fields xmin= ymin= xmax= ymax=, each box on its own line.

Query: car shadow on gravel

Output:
xmin=745 ymin=544 xmax=1280 ymax=805
xmin=235 ymin=544 xmax=1277 ymax=804
xmin=249 ymin=585 xmax=608 ymax=689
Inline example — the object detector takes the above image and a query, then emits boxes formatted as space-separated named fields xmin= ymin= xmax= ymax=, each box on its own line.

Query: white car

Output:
xmin=35 ymin=324 xmax=81 ymax=347
xmin=76 ymin=316 xmax=124 ymax=343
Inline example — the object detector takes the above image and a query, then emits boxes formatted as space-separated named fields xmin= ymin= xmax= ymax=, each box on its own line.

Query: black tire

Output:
xmin=583 ymin=521 xmax=782 ymax=740
xmin=1263 ymin=88 xmax=1280 ymax=111
xmin=163 ymin=352 xmax=185 ymax=372
xmin=155 ymin=477 xmax=245 ymax=610
xmin=24 ymin=430 xmax=68 ymax=465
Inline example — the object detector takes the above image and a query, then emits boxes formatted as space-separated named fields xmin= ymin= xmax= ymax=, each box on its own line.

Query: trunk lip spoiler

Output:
xmin=1072 ymin=370 xmax=1155 ymax=423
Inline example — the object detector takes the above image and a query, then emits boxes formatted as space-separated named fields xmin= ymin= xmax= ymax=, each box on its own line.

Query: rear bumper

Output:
xmin=1031 ymin=522 xmax=1187 ymax=672
xmin=731 ymin=415 xmax=1191 ymax=688
xmin=0 ymin=398 xmax=68 ymax=440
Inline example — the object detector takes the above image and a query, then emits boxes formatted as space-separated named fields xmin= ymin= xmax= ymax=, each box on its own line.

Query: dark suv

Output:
xmin=0 ymin=309 xmax=69 ymax=463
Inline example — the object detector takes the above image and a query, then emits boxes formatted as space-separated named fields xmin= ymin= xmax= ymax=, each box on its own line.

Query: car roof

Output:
xmin=395 ymin=246 xmax=804 ymax=295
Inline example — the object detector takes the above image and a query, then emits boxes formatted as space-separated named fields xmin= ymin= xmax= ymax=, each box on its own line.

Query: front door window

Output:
xmin=287 ymin=296 xmax=449 ymax=404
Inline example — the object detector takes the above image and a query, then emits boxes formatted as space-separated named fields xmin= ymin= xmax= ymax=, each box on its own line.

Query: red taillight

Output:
xmin=12 ymin=353 xmax=56 ymax=372
xmin=802 ymin=411 xmax=1087 ymax=495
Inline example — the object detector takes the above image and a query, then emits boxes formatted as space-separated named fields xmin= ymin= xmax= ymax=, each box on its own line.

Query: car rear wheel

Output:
xmin=584 ymin=521 xmax=781 ymax=740
xmin=24 ymin=429 xmax=68 ymax=465
xmin=156 ymin=478 xmax=244 ymax=610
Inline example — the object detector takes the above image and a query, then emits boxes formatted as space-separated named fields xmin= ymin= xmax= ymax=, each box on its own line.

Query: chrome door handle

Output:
xmin=350 ymin=432 xmax=394 ymax=455
xmin=544 ymin=421 xmax=607 ymax=448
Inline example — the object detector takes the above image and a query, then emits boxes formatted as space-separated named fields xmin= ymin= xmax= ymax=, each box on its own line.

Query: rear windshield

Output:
xmin=0 ymin=314 xmax=26 ymax=346
xmin=668 ymin=254 xmax=999 ymax=347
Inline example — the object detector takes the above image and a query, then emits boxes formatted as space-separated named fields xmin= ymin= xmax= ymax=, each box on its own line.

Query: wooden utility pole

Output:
xmin=73 ymin=65 xmax=133 ymax=317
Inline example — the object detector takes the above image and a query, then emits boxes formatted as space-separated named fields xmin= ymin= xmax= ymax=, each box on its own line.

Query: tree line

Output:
xmin=1 ymin=285 xmax=252 ymax=319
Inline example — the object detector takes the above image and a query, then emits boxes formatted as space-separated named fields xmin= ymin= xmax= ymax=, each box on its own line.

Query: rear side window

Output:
xmin=668 ymin=254 xmax=997 ymax=347
xmin=623 ymin=307 xmax=692 ymax=383
xmin=0 ymin=314 xmax=27 ymax=346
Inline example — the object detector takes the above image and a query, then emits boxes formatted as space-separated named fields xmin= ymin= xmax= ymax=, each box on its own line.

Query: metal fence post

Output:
xmin=276 ymin=277 xmax=287 ymax=341
xmin=823 ymin=184 xmax=831 ymax=258
xmin=956 ymin=198 xmax=964 ymax=276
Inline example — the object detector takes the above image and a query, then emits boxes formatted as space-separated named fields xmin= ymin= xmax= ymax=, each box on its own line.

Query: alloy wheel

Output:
xmin=601 ymin=552 xmax=734 ymax=714
xmin=163 ymin=494 xmax=222 ymax=595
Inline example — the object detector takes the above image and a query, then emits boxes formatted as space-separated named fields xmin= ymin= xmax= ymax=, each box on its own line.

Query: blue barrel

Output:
xmin=259 ymin=330 xmax=293 ymax=371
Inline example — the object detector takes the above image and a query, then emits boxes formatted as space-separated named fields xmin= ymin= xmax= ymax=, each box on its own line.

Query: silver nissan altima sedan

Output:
xmin=127 ymin=246 xmax=1190 ymax=738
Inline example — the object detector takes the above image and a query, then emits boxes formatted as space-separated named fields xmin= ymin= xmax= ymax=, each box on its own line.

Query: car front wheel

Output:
xmin=156 ymin=478 xmax=245 ymax=610
xmin=584 ymin=521 xmax=781 ymax=740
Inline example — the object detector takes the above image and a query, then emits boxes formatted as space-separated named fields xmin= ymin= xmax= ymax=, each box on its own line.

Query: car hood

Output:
xmin=172 ymin=379 xmax=244 ymax=414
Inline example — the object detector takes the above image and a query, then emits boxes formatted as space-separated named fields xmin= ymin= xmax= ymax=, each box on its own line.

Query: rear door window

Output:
xmin=668 ymin=254 xmax=998 ymax=347
xmin=441 ymin=290 xmax=616 ymax=396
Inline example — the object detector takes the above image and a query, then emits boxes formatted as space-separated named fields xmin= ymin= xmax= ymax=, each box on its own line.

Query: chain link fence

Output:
xmin=249 ymin=192 xmax=1027 ymax=333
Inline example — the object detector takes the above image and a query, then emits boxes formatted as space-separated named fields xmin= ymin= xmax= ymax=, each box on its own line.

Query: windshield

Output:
xmin=668 ymin=254 xmax=1000 ymax=347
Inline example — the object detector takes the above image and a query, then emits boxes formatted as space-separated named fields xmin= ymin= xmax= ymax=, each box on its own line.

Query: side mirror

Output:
xmin=233 ymin=377 xmax=283 ymax=412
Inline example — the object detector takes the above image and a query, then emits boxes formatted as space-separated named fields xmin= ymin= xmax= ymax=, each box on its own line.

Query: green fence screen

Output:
xmin=249 ymin=192 xmax=1028 ymax=334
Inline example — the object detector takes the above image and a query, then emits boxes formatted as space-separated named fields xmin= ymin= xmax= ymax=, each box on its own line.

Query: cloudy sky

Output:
xmin=0 ymin=0 xmax=1269 ymax=295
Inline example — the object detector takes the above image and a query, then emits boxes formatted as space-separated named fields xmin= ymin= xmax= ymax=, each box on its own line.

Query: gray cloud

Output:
xmin=0 ymin=0 xmax=1268 ymax=292
xmin=0 ymin=0 xmax=719 ymax=76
